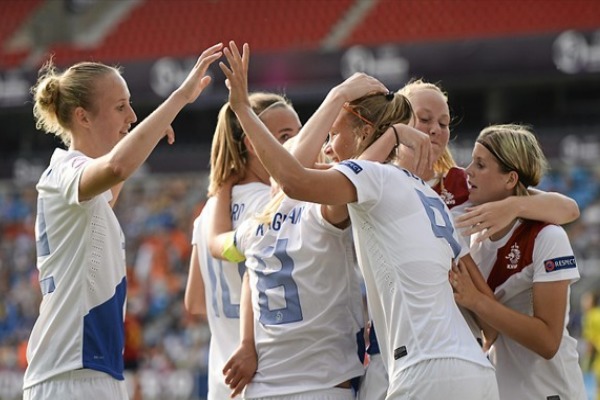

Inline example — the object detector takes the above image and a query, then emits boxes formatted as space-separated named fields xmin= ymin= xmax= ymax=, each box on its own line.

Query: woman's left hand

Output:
xmin=395 ymin=124 xmax=432 ymax=178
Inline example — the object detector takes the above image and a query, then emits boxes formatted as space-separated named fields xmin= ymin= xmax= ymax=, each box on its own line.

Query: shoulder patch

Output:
xmin=544 ymin=256 xmax=576 ymax=272
xmin=339 ymin=160 xmax=363 ymax=174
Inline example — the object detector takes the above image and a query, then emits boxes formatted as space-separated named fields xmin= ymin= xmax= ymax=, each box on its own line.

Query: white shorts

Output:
xmin=23 ymin=369 xmax=128 ymax=400
xmin=388 ymin=358 xmax=499 ymax=400
xmin=247 ymin=387 xmax=354 ymax=400
xmin=358 ymin=353 xmax=388 ymax=400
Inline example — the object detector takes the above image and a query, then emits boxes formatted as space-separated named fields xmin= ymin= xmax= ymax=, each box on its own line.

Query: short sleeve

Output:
xmin=333 ymin=160 xmax=385 ymax=210
xmin=532 ymin=225 xmax=579 ymax=284
xmin=191 ymin=214 xmax=203 ymax=246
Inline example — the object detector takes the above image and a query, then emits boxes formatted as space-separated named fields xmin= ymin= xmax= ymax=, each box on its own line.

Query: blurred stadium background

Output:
xmin=0 ymin=0 xmax=599 ymax=399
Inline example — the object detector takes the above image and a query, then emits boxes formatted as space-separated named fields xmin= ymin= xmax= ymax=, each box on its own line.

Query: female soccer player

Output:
xmin=451 ymin=124 xmax=586 ymax=400
xmin=184 ymin=92 xmax=301 ymax=400
xmin=24 ymin=43 xmax=223 ymax=399
xmin=218 ymin=41 xmax=499 ymax=400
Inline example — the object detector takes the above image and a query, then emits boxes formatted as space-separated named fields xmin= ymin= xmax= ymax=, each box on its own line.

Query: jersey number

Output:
xmin=254 ymin=238 xmax=303 ymax=325
xmin=207 ymin=257 xmax=245 ymax=318
xmin=415 ymin=190 xmax=461 ymax=258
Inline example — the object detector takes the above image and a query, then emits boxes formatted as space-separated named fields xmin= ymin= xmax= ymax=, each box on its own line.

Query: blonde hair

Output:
xmin=476 ymin=124 xmax=548 ymax=197
xmin=254 ymin=135 xmax=302 ymax=226
xmin=398 ymin=78 xmax=457 ymax=175
xmin=208 ymin=92 xmax=293 ymax=196
xmin=344 ymin=92 xmax=413 ymax=161
xmin=31 ymin=59 xmax=120 ymax=146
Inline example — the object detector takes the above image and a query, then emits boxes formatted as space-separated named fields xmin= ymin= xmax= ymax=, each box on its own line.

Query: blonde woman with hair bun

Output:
xmin=24 ymin=44 xmax=223 ymax=400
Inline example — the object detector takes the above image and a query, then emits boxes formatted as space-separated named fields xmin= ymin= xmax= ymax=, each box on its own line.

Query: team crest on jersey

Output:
xmin=544 ymin=256 xmax=576 ymax=272
xmin=340 ymin=160 xmax=362 ymax=174
xmin=440 ymin=188 xmax=455 ymax=206
xmin=505 ymin=243 xmax=521 ymax=270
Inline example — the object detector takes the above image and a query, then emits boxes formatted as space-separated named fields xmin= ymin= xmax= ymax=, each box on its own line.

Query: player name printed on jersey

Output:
xmin=254 ymin=204 xmax=305 ymax=236
xmin=544 ymin=256 xmax=577 ymax=272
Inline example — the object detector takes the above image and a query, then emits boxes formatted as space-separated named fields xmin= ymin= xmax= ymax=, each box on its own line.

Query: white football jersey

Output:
xmin=471 ymin=221 xmax=586 ymax=400
xmin=333 ymin=160 xmax=492 ymax=395
xmin=191 ymin=182 xmax=270 ymax=400
xmin=235 ymin=197 xmax=365 ymax=398
xmin=25 ymin=149 xmax=127 ymax=389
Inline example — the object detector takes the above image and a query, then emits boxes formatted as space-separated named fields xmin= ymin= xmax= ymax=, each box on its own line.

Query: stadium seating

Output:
xmin=0 ymin=0 xmax=42 ymax=69
xmin=345 ymin=0 xmax=600 ymax=46
xmin=3 ymin=0 xmax=600 ymax=69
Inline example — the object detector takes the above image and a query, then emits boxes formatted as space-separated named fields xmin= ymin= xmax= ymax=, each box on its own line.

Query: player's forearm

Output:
xmin=471 ymin=296 xmax=560 ymax=359
xmin=240 ymin=272 xmax=255 ymax=346
xmin=517 ymin=189 xmax=579 ymax=225
xmin=235 ymin=105 xmax=310 ymax=192
xmin=292 ymin=91 xmax=345 ymax=167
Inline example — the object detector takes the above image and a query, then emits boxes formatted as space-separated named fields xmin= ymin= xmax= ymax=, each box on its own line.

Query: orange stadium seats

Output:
xmin=345 ymin=0 xmax=600 ymax=46
xmin=0 ymin=0 xmax=43 ymax=68
xmin=1 ymin=0 xmax=600 ymax=69
xmin=37 ymin=0 xmax=354 ymax=66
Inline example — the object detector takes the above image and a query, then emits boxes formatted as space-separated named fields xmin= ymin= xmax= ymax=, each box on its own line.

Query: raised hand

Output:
xmin=175 ymin=43 xmax=223 ymax=103
xmin=219 ymin=41 xmax=250 ymax=113
xmin=331 ymin=72 xmax=388 ymax=103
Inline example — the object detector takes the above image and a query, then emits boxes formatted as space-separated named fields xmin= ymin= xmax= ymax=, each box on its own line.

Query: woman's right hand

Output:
xmin=330 ymin=72 xmax=387 ymax=103
xmin=219 ymin=41 xmax=251 ymax=114
xmin=175 ymin=43 xmax=223 ymax=103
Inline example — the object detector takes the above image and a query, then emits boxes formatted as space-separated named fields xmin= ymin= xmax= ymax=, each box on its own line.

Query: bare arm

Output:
xmin=291 ymin=73 xmax=387 ymax=167
xmin=184 ymin=245 xmax=207 ymax=317
xmin=79 ymin=44 xmax=223 ymax=202
xmin=223 ymin=271 xmax=257 ymax=397
xmin=207 ymin=182 xmax=235 ymax=259
xmin=289 ymin=73 xmax=386 ymax=226
xmin=452 ymin=261 xmax=568 ymax=359
xmin=220 ymin=42 xmax=358 ymax=206
xmin=359 ymin=124 xmax=432 ymax=174
xmin=456 ymin=189 xmax=580 ymax=242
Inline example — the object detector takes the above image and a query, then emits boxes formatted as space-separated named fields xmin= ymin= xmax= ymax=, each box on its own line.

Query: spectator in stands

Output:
xmin=451 ymin=124 xmax=587 ymax=400
xmin=23 ymin=43 xmax=222 ymax=400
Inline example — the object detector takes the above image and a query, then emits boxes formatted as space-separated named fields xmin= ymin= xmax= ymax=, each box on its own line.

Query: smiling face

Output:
xmin=259 ymin=105 xmax=302 ymax=144
xmin=407 ymin=88 xmax=450 ymax=163
xmin=86 ymin=71 xmax=137 ymax=154
xmin=465 ymin=143 xmax=515 ymax=205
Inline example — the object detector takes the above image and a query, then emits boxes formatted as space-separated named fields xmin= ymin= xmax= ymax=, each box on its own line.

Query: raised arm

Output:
xmin=79 ymin=43 xmax=223 ymax=202
xmin=359 ymin=123 xmax=432 ymax=175
xmin=291 ymin=73 xmax=387 ymax=167
xmin=455 ymin=189 xmax=580 ymax=242
xmin=219 ymin=42 xmax=358 ymax=206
